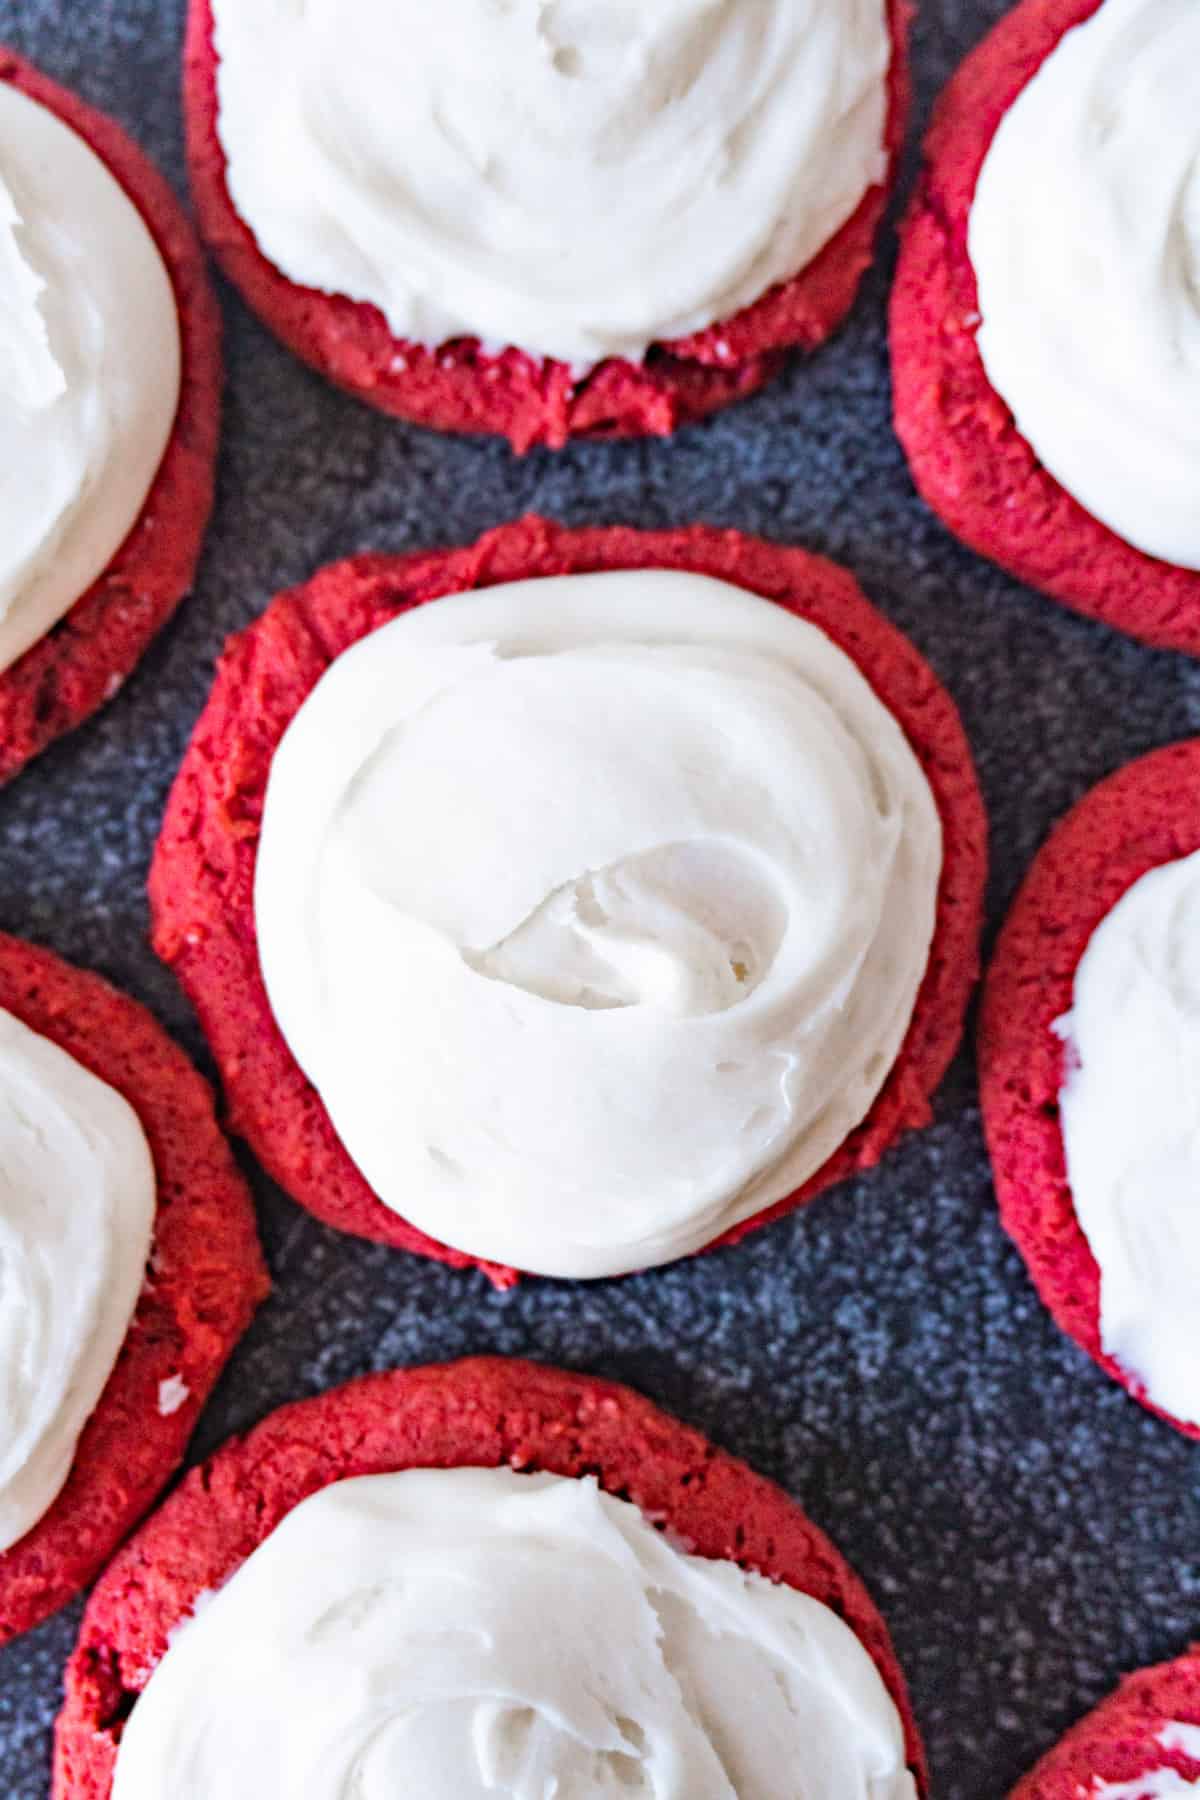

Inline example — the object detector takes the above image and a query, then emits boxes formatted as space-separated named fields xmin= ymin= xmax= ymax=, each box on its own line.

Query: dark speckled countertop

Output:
xmin=0 ymin=2 xmax=1197 ymax=1794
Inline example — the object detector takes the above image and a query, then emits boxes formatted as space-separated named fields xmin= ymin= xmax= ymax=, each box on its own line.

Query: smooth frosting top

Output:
xmin=1058 ymin=848 xmax=1200 ymax=1427
xmin=254 ymin=570 xmax=942 ymax=1279
xmin=111 ymin=1466 xmax=917 ymax=1799
xmin=0 ymin=1006 xmax=154 ymax=1552
xmin=1095 ymin=1724 xmax=1200 ymax=1798
xmin=210 ymin=0 xmax=891 ymax=369
xmin=0 ymin=81 xmax=181 ymax=677
xmin=968 ymin=0 xmax=1200 ymax=571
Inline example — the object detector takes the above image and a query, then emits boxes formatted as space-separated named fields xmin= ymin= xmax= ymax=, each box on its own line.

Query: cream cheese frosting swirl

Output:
xmin=111 ymin=1466 xmax=918 ymax=1799
xmin=968 ymin=0 xmax=1200 ymax=571
xmin=254 ymin=570 xmax=942 ymax=1279
xmin=210 ymin=0 xmax=891 ymax=369
xmin=0 ymin=81 xmax=181 ymax=676
xmin=1057 ymin=849 xmax=1200 ymax=1428
xmin=0 ymin=1007 xmax=154 ymax=1552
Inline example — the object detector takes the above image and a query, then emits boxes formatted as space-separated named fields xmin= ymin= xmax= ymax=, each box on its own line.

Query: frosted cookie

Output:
xmin=980 ymin=740 xmax=1200 ymax=1437
xmin=0 ymin=50 xmax=221 ymax=779
xmin=0 ymin=933 xmax=266 ymax=1643
xmin=184 ymin=0 xmax=910 ymax=449
xmin=53 ymin=1357 xmax=927 ymax=1797
xmin=150 ymin=516 xmax=986 ymax=1283
xmin=891 ymin=0 xmax=1200 ymax=653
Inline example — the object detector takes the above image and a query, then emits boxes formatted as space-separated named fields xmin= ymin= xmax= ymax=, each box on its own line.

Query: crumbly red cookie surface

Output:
xmin=148 ymin=515 xmax=987 ymax=1285
xmin=0 ymin=50 xmax=222 ymax=783
xmin=0 ymin=933 xmax=268 ymax=1644
xmin=889 ymin=0 xmax=1200 ymax=655
xmin=979 ymin=740 xmax=1200 ymax=1440
xmin=52 ymin=1355 xmax=928 ymax=1797
xmin=183 ymin=0 xmax=911 ymax=451
xmin=1008 ymin=1649 xmax=1200 ymax=1797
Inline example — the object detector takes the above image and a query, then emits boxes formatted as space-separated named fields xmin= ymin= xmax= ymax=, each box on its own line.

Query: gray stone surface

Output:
xmin=0 ymin=2 xmax=1198 ymax=1793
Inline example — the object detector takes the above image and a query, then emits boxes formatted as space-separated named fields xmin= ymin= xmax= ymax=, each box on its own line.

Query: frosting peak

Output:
xmin=211 ymin=0 xmax=891 ymax=368
xmin=111 ymin=1467 xmax=918 ymax=1799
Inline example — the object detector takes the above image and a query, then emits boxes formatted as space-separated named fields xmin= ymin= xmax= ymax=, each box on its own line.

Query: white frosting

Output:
xmin=0 ymin=81 xmax=181 ymax=675
xmin=111 ymin=1466 xmax=917 ymax=1799
xmin=968 ymin=0 xmax=1200 ymax=571
xmin=255 ymin=570 xmax=942 ymax=1279
xmin=1093 ymin=1723 xmax=1200 ymax=1798
xmin=0 ymin=1007 xmax=154 ymax=1552
xmin=1058 ymin=849 xmax=1200 ymax=1426
xmin=210 ymin=0 xmax=891 ymax=370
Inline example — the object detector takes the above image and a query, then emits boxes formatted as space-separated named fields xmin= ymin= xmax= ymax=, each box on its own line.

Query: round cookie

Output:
xmin=183 ymin=0 xmax=910 ymax=452
xmin=52 ymin=1355 xmax=928 ymax=1795
xmin=889 ymin=0 xmax=1200 ymax=655
xmin=0 ymin=50 xmax=222 ymax=783
xmin=0 ymin=933 xmax=268 ymax=1643
xmin=148 ymin=514 xmax=988 ymax=1285
xmin=1008 ymin=1649 xmax=1200 ymax=1797
xmin=979 ymin=739 xmax=1200 ymax=1439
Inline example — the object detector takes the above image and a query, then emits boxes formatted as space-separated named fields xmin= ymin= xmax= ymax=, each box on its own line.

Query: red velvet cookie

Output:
xmin=889 ymin=0 xmax=1200 ymax=655
xmin=0 ymin=934 xmax=268 ymax=1644
xmin=183 ymin=0 xmax=911 ymax=452
xmin=979 ymin=740 xmax=1200 ymax=1440
xmin=148 ymin=515 xmax=987 ymax=1286
xmin=0 ymin=51 xmax=222 ymax=784
xmin=1008 ymin=1649 xmax=1200 ymax=1798
xmin=52 ymin=1355 xmax=928 ymax=1796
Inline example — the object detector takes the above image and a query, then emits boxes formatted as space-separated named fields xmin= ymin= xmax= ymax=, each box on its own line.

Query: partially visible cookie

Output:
xmin=0 ymin=934 xmax=267 ymax=1644
xmin=1008 ymin=1651 xmax=1200 ymax=1798
xmin=890 ymin=0 xmax=1200 ymax=653
xmin=184 ymin=0 xmax=911 ymax=450
xmin=53 ymin=1357 xmax=927 ymax=1796
xmin=0 ymin=50 xmax=222 ymax=782
xmin=979 ymin=740 xmax=1200 ymax=1439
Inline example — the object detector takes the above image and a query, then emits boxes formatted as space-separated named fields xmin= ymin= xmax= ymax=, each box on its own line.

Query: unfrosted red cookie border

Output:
xmin=979 ymin=740 xmax=1200 ymax=1440
xmin=52 ymin=1356 xmax=928 ymax=1796
xmin=148 ymin=514 xmax=987 ymax=1287
xmin=889 ymin=0 xmax=1200 ymax=654
xmin=1008 ymin=1648 xmax=1200 ymax=1798
xmin=183 ymin=0 xmax=911 ymax=451
xmin=0 ymin=50 xmax=222 ymax=783
xmin=0 ymin=933 xmax=268 ymax=1644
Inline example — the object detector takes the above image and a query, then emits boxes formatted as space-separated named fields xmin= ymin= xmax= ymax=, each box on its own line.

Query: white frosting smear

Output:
xmin=255 ymin=570 xmax=942 ymax=1279
xmin=1058 ymin=849 xmax=1200 ymax=1426
xmin=111 ymin=1467 xmax=917 ymax=1799
xmin=1094 ymin=1723 xmax=1200 ymax=1797
xmin=969 ymin=0 xmax=1200 ymax=571
xmin=210 ymin=0 xmax=891 ymax=369
xmin=0 ymin=81 xmax=181 ymax=675
xmin=0 ymin=1007 xmax=154 ymax=1552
